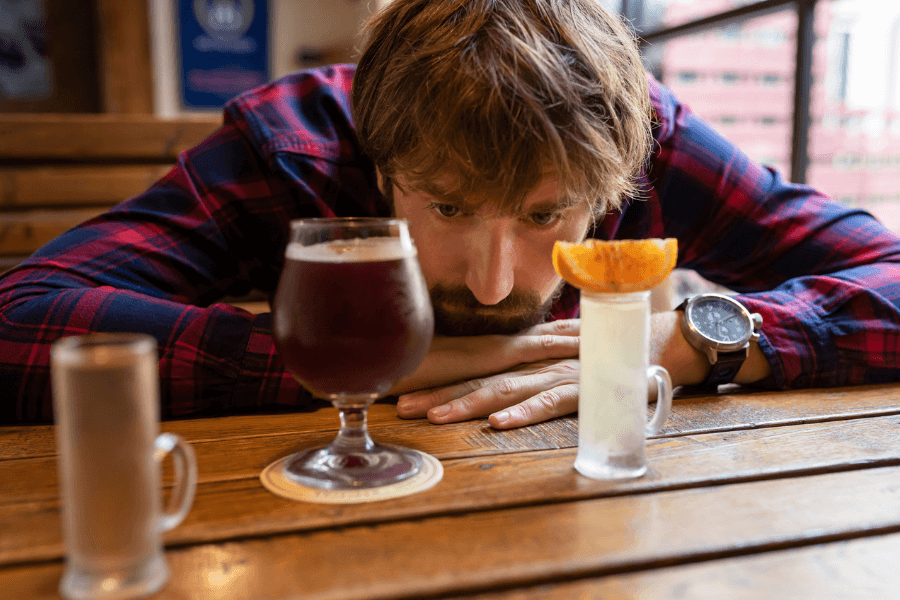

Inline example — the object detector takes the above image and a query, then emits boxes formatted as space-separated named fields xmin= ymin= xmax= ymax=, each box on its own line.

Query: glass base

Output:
xmin=574 ymin=456 xmax=647 ymax=481
xmin=60 ymin=553 xmax=169 ymax=600
xmin=283 ymin=443 xmax=424 ymax=490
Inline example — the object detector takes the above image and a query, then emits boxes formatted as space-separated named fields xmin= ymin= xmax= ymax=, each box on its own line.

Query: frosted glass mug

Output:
xmin=575 ymin=290 xmax=673 ymax=480
xmin=51 ymin=334 xmax=197 ymax=600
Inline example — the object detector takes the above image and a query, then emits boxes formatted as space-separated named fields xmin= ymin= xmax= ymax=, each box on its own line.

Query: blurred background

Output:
xmin=1 ymin=0 xmax=898 ymax=299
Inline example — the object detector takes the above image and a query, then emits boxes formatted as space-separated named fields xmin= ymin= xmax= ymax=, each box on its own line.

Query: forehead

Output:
xmin=397 ymin=173 xmax=577 ymax=214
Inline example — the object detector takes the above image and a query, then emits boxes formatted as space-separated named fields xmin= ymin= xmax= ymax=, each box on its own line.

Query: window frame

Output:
xmin=620 ymin=0 xmax=818 ymax=184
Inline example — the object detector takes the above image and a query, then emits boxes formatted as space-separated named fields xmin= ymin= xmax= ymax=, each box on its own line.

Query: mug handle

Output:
xmin=645 ymin=365 xmax=673 ymax=436
xmin=154 ymin=432 xmax=198 ymax=532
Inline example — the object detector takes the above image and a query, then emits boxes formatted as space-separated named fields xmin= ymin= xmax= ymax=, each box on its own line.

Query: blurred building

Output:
xmin=645 ymin=0 xmax=900 ymax=233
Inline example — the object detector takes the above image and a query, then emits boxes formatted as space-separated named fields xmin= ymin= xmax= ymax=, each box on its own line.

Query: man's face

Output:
xmin=389 ymin=174 xmax=593 ymax=336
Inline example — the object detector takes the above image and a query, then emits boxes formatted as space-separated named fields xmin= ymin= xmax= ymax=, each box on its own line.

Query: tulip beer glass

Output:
xmin=273 ymin=218 xmax=434 ymax=489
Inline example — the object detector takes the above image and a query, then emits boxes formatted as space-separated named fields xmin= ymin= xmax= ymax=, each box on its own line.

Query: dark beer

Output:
xmin=273 ymin=238 xmax=434 ymax=398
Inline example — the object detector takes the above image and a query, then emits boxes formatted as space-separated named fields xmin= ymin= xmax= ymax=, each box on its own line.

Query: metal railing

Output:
xmin=622 ymin=0 xmax=821 ymax=184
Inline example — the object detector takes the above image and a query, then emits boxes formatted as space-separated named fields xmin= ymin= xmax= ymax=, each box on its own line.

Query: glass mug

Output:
xmin=51 ymin=333 xmax=197 ymax=600
xmin=575 ymin=290 xmax=673 ymax=480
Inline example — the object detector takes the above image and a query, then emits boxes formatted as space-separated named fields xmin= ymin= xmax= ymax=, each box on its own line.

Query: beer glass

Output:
xmin=51 ymin=334 xmax=197 ymax=600
xmin=272 ymin=218 xmax=434 ymax=489
xmin=575 ymin=290 xmax=673 ymax=480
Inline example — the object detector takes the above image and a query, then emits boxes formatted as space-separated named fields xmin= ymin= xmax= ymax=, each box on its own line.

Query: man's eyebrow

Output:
xmin=523 ymin=197 xmax=579 ymax=212
xmin=412 ymin=182 xmax=577 ymax=214
xmin=416 ymin=186 xmax=476 ymax=208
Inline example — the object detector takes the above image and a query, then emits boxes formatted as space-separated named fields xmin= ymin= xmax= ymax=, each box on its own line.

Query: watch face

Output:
xmin=690 ymin=296 xmax=750 ymax=343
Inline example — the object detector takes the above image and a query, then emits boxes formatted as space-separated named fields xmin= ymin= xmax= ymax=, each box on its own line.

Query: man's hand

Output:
xmin=393 ymin=311 xmax=772 ymax=431
xmin=396 ymin=358 xmax=580 ymax=429
xmin=390 ymin=319 xmax=581 ymax=428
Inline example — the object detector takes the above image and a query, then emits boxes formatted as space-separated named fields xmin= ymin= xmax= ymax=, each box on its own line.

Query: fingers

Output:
xmin=488 ymin=384 xmax=579 ymax=429
xmin=501 ymin=332 xmax=580 ymax=365
xmin=396 ymin=377 xmax=494 ymax=418
xmin=520 ymin=318 xmax=580 ymax=337
xmin=397 ymin=360 xmax=579 ymax=426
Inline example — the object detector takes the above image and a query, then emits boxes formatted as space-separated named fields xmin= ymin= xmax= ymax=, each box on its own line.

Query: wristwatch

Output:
xmin=675 ymin=293 xmax=763 ymax=389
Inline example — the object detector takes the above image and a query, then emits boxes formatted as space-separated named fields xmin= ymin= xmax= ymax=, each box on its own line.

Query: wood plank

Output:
xmin=3 ymin=414 xmax=899 ymax=565
xmin=0 ymin=413 xmax=579 ymax=504
xmin=0 ymin=166 xmax=170 ymax=207
xmin=3 ymin=466 xmax=900 ymax=599
xmin=6 ymin=383 xmax=900 ymax=461
xmin=0 ymin=403 xmax=577 ymax=461
xmin=5 ymin=381 xmax=900 ymax=463
xmin=95 ymin=0 xmax=154 ymax=114
xmin=449 ymin=532 xmax=900 ymax=599
xmin=0 ymin=115 xmax=220 ymax=161
xmin=666 ymin=382 xmax=900 ymax=434
xmin=0 ymin=209 xmax=107 ymax=256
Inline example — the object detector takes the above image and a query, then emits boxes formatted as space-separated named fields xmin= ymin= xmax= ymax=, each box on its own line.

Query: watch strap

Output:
xmin=702 ymin=347 xmax=748 ymax=388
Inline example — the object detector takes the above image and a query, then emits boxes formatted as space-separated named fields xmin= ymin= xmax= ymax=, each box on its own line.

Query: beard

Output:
xmin=429 ymin=282 xmax=564 ymax=337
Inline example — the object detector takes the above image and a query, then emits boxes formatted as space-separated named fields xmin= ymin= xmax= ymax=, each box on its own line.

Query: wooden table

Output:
xmin=3 ymin=383 xmax=900 ymax=598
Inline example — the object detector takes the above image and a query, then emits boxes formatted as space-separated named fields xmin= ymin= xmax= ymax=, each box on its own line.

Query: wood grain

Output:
xmin=447 ymin=532 xmax=900 ymax=599
xmin=3 ymin=466 xmax=900 ymax=600
xmin=0 ymin=414 xmax=579 ymax=504
xmin=2 ymin=414 xmax=899 ymax=566
xmin=666 ymin=382 xmax=900 ymax=433
xmin=5 ymin=383 xmax=900 ymax=462
xmin=0 ymin=166 xmax=170 ymax=207
xmin=0 ymin=115 xmax=220 ymax=161
xmin=0 ymin=403 xmax=577 ymax=461
xmin=95 ymin=0 xmax=154 ymax=114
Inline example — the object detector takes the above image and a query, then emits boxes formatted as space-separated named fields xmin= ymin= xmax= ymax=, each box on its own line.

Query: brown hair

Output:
xmin=351 ymin=0 xmax=653 ymax=217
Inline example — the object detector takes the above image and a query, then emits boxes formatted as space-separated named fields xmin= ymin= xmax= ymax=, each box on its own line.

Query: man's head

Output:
xmin=351 ymin=0 xmax=653 ymax=335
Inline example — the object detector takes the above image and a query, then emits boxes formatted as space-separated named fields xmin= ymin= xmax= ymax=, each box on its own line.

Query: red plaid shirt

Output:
xmin=2 ymin=65 xmax=900 ymax=423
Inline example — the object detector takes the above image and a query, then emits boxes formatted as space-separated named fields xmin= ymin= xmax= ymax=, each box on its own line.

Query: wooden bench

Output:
xmin=0 ymin=114 xmax=271 ymax=314
xmin=0 ymin=114 xmax=221 ymax=275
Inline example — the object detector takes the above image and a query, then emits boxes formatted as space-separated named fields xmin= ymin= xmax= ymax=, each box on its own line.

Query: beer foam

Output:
xmin=285 ymin=237 xmax=415 ymax=262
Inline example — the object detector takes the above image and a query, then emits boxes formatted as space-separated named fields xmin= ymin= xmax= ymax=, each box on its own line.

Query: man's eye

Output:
xmin=529 ymin=212 xmax=561 ymax=226
xmin=429 ymin=203 xmax=462 ymax=218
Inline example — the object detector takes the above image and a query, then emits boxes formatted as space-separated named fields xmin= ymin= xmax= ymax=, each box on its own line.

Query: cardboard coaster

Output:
xmin=260 ymin=449 xmax=443 ymax=504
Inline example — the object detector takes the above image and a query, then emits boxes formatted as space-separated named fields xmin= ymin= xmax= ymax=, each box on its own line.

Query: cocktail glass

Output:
xmin=272 ymin=218 xmax=434 ymax=489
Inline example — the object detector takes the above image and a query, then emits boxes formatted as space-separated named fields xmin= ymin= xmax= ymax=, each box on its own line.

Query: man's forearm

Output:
xmin=650 ymin=311 xmax=771 ymax=389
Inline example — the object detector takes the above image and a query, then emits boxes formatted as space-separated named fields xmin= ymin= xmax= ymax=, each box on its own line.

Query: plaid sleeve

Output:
xmin=0 ymin=123 xmax=308 ymax=423
xmin=0 ymin=66 xmax=380 ymax=424
xmin=644 ymin=75 xmax=900 ymax=389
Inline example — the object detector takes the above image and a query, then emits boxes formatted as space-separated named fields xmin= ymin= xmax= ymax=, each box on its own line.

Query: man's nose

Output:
xmin=465 ymin=220 xmax=516 ymax=305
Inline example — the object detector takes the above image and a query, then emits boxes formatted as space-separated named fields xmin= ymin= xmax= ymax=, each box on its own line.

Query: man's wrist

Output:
xmin=650 ymin=311 xmax=709 ymax=388
xmin=650 ymin=310 xmax=772 ymax=389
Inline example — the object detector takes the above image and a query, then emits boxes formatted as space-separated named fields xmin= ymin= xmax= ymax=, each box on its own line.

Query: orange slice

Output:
xmin=552 ymin=238 xmax=678 ymax=293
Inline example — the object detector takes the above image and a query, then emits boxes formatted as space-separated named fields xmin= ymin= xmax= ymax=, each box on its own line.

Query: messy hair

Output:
xmin=351 ymin=0 xmax=653 ymax=217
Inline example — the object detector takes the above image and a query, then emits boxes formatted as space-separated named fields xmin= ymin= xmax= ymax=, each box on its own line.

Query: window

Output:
xmin=805 ymin=0 xmax=900 ymax=232
xmin=720 ymin=72 xmax=741 ymax=85
xmin=644 ymin=7 xmax=796 ymax=181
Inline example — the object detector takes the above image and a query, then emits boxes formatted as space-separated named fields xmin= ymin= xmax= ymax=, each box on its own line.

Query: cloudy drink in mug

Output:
xmin=575 ymin=290 xmax=672 ymax=479
xmin=552 ymin=238 xmax=676 ymax=480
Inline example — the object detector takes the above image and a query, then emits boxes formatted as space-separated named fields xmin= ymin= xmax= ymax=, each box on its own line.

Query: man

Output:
xmin=1 ymin=0 xmax=899 ymax=425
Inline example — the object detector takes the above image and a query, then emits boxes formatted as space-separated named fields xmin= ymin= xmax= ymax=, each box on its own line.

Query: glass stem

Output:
xmin=330 ymin=406 xmax=376 ymax=454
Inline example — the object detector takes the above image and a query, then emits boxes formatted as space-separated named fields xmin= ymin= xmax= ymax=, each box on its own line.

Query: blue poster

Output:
xmin=178 ymin=0 xmax=269 ymax=109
